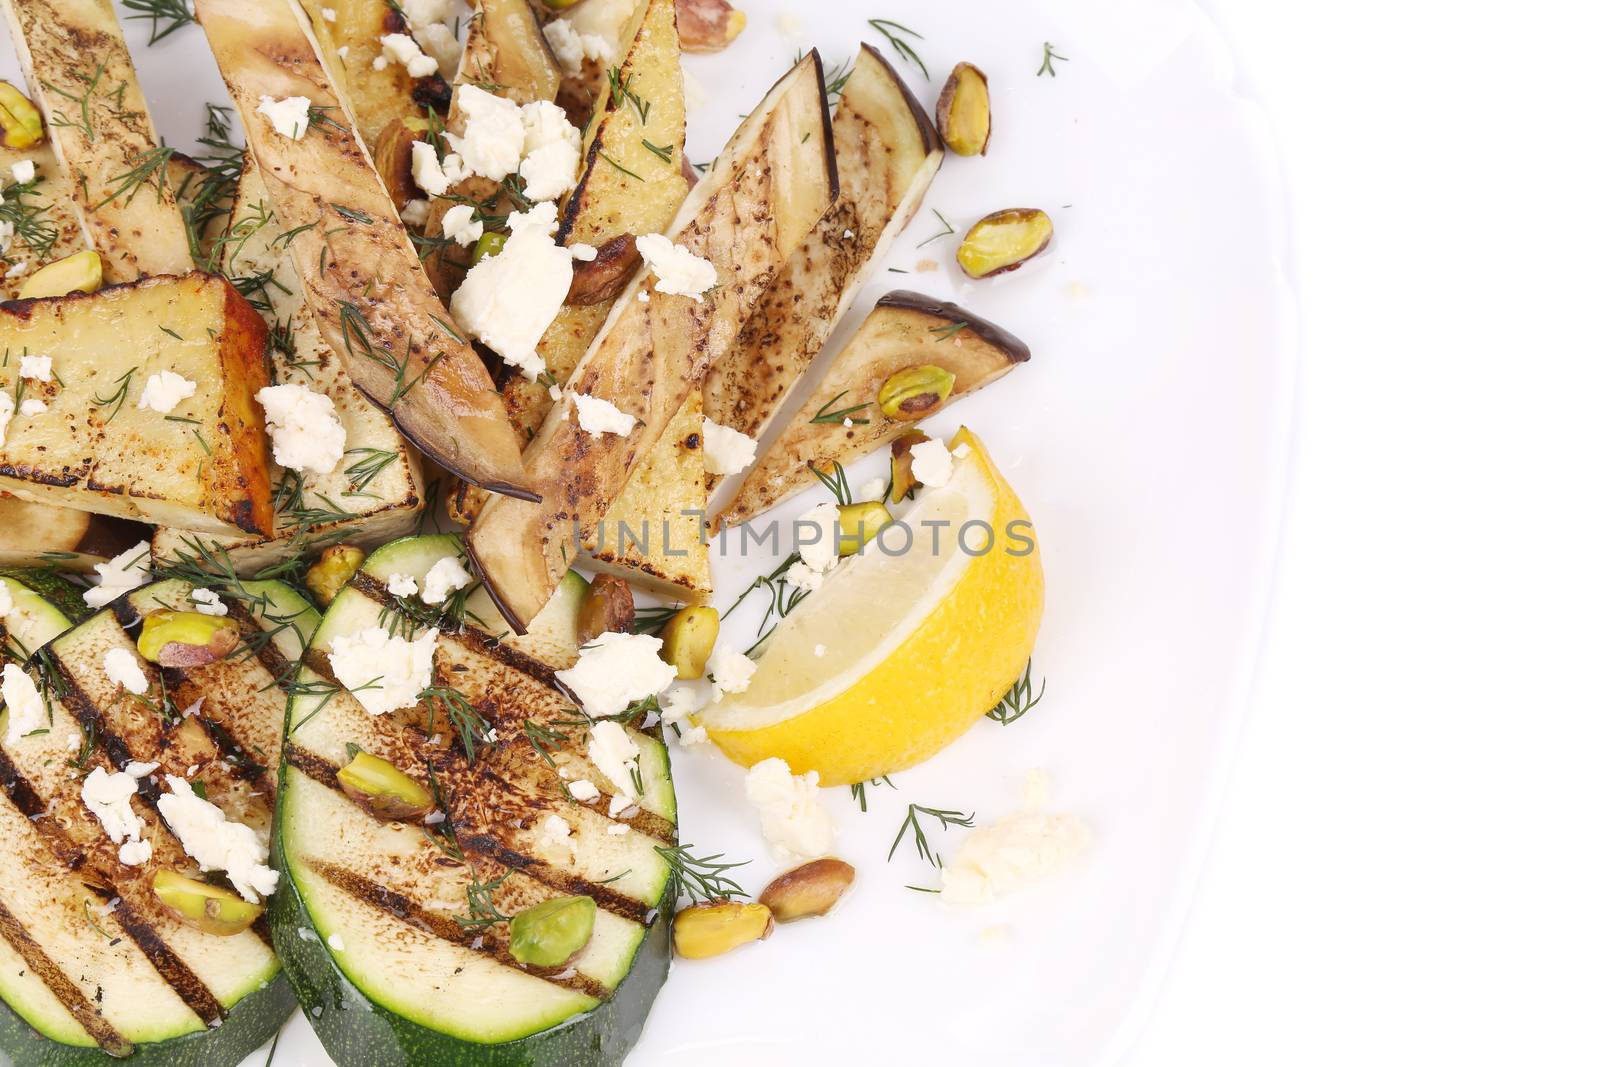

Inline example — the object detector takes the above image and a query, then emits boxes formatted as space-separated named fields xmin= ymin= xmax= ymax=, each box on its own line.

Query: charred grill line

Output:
xmin=456 ymin=834 xmax=652 ymax=925
xmin=0 ymin=896 xmax=133 ymax=1056
xmin=86 ymin=885 xmax=226 ymax=1028
xmin=305 ymin=860 xmax=610 ymax=1001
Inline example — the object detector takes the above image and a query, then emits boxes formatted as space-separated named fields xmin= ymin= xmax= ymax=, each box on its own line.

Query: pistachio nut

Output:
xmin=878 ymin=365 xmax=956 ymax=422
xmin=836 ymin=502 xmax=892 ymax=557
xmin=658 ymin=606 xmax=719 ymax=680
xmin=472 ymin=231 xmax=507 ymax=264
xmin=673 ymin=900 xmax=773 ymax=959
xmin=937 ymin=63 xmax=992 ymax=157
xmin=336 ymin=752 xmax=435 ymax=822
xmin=18 ymin=251 xmax=104 ymax=300
xmin=0 ymin=82 xmax=43 ymax=150
xmin=136 ymin=610 xmax=240 ymax=668
xmin=152 ymin=870 xmax=262 ymax=935
xmin=305 ymin=544 xmax=365 ymax=607
xmin=576 ymin=574 xmax=635 ymax=645
xmin=758 ymin=858 xmax=856 ymax=922
xmin=889 ymin=430 xmax=931 ymax=503
xmin=957 ymin=208 xmax=1053 ymax=279
xmin=509 ymin=895 xmax=597 ymax=967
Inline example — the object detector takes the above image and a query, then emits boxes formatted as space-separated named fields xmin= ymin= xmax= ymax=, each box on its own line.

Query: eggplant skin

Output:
xmin=268 ymin=823 xmax=674 ymax=1067
xmin=0 ymin=974 xmax=295 ymax=1067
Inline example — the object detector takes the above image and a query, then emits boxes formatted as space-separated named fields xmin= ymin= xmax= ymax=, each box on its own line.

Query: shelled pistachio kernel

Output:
xmin=136 ymin=610 xmax=240 ymax=668
xmin=836 ymin=502 xmax=892 ymax=557
xmin=336 ymin=752 xmax=434 ymax=821
xmin=306 ymin=544 xmax=365 ymax=606
xmin=0 ymin=82 xmax=43 ymax=149
xmin=957 ymin=208 xmax=1054 ymax=279
xmin=759 ymin=858 xmax=856 ymax=922
xmin=937 ymin=63 xmax=992 ymax=156
xmin=576 ymin=574 xmax=635 ymax=645
xmin=18 ymin=251 xmax=103 ymax=300
xmin=472 ymin=231 xmax=507 ymax=264
xmin=152 ymin=870 xmax=262 ymax=935
xmin=673 ymin=901 xmax=774 ymax=959
xmin=509 ymin=896 xmax=597 ymax=967
xmin=878 ymin=365 xmax=956 ymax=422
xmin=659 ymin=606 xmax=719 ymax=679
xmin=889 ymin=430 xmax=932 ymax=503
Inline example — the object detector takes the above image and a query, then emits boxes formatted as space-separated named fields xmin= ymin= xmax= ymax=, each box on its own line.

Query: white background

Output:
xmin=1126 ymin=2 xmax=1600 ymax=1064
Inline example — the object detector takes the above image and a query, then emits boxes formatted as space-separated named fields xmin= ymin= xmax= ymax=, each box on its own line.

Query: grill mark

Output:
xmin=86 ymin=885 xmax=225 ymax=1028
xmin=306 ymin=860 xmax=609 ymax=1001
xmin=286 ymin=745 xmax=340 ymax=791
xmin=0 ymin=897 xmax=133 ymax=1056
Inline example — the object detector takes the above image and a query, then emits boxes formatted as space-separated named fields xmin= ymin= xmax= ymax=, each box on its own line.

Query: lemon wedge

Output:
xmin=704 ymin=428 xmax=1044 ymax=785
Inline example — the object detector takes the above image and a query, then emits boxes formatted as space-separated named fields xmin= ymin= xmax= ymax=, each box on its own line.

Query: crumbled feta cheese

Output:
xmin=556 ymin=631 xmax=675 ymax=717
xmin=744 ymin=757 xmax=833 ymax=863
xmin=18 ymin=398 xmax=44 ymax=417
xmin=102 ymin=648 xmax=149 ymax=695
xmin=635 ymin=234 xmax=717 ymax=299
xmin=586 ymin=720 xmax=641 ymax=801
xmin=784 ymin=559 xmax=827 ymax=593
xmin=137 ymin=370 xmax=197 ymax=414
xmin=2 ymin=664 xmax=47 ymax=743
xmin=328 ymin=626 xmax=439 ymax=716
xmin=4 ymin=260 xmax=27 ymax=279
xmin=541 ymin=814 xmax=571 ymax=845
xmin=700 ymin=418 xmax=757 ymax=476
xmin=0 ymin=393 xmax=13 ymax=448
xmin=190 ymin=588 xmax=228 ymax=616
xmin=412 ymin=21 xmax=462 ymax=79
xmin=707 ymin=645 xmax=756 ymax=698
xmin=910 ymin=438 xmax=954 ymax=489
xmin=84 ymin=541 xmax=150 ymax=609
xmin=320 ymin=6 xmax=336 ymax=20
xmin=517 ymin=100 xmax=581 ymax=201
xmin=18 ymin=354 xmax=50 ymax=381
xmin=337 ymin=45 xmax=350 ymax=60
xmin=10 ymin=160 xmax=35 ymax=184
xmin=677 ymin=723 xmax=709 ymax=745
xmin=386 ymin=573 xmax=419 ymax=598
xmin=940 ymin=772 xmax=1090 ymax=905
xmin=543 ymin=17 xmax=613 ymax=73
xmin=606 ymin=822 xmax=630 ymax=835
xmin=420 ymin=555 xmax=472 ymax=605
xmin=448 ymin=84 xmax=524 ymax=181
xmin=256 ymin=95 xmax=311 ymax=140
xmin=376 ymin=33 xmax=439 ymax=78
xmin=119 ymin=839 xmax=152 ymax=866
xmin=81 ymin=768 xmax=144 ymax=845
xmin=255 ymin=383 xmax=347 ymax=475
xmin=328 ymin=932 xmax=346 ymax=951
xmin=608 ymin=793 xmax=635 ymax=819
xmin=568 ymin=779 xmax=600 ymax=803
xmin=572 ymin=393 xmax=635 ymax=437
xmin=400 ymin=0 xmax=451 ymax=25
xmin=569 ymin=243 xmax=597 ymax=262
xmin=157 ymin=775 xmax=278 ymax=902
xmin=658 ymin=685 xmax=705 ymax=726
xmin=124 ymin=761 xmax=161 ymax=778
xmin=450 ymin=202 xmax=569 ymax=379
xmin=411 ymin=143 xmax=466 ymax=196
xmin=400 ymin=198 xmax=430 ymax=226
xmin=795 ymin=500 xmax=840 ymax=574
xmin=440 ymin=204 xmax=484 ymax=247
xmin=814 ymin=643 xmax=827 ymax=657
xmin=859 ymin=477 xmax=887 ymax=500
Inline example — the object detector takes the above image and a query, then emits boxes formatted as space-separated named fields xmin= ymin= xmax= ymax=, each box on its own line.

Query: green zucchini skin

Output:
xmin=0 ymin=569 xmax=90 ymax=626
xmin=0 ymin=975 xmax=295 ymax=1067
xmin=270 ymin=820 xmax=673 ymax=1067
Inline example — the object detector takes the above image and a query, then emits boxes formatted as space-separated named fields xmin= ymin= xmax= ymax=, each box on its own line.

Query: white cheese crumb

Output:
xmin=412 ymin=21 xmax=462 ymax=79
xmin=440 ymin=204 xmax=484 ymax=247
xmin=606 ymin=822 xmax=630 ymax=836
xmin=337 ymin=45 xmax=350 ymax=60
xmin=517 ymin=100 xmax=582 ymax=201
xmin=814 ymin=644 xmax=827 ymax=657
xmin=658 ymin=685 xmax=705 ymax=726
xmin=572 ymin=393 xmax=635 ymax=437
xmin=256 ymin=95 xmax=311 ymax=140
xmin=541 ymin=814 xmax=571 ymax=845
xmin=102 ymin=648 xmax=149 ymax=695
xmin=784 ymin=559 xmax=827 ymax=593
xmin=18 ymin=354 xmax=51 ymax=381
xmin=386 ymin=573 xmax=419 ymax=598
xmin=677 ymin=723 xmax=708 ymax=746
xmin=18 ymin=398 xmax=44 ymax=416
xmin=448 ymin=84 xmax=523 ymax=181
xmin=2 ymin=663 xmax=47 ymax=743
xmin=157 ymin=775 xmax=279 ymax=902
xmin=4 ymin=260 xmax=27 ymax=279
xmin=399 ymin=0 xmax=451 ymax=26
xmin=707 ymin=645 xmax=756 ymax=699
xmin=586 ymin=720 xmax=642 ymax=802
xmin=376 ymin=33 xmax=439 ymax=78
xmin=124 ymin=761 xmax=161 ymax=778
xmin=411 ymin=143 xmax=465 ymax=197
xmin=910 ymin=438 xmax=954 ymax=489
xmin=327 ymin=932 xmax=346 ymax=951
xmin=118 ymin=839 xmax=152 ymax=866
xmin=450 ymin=202 xmax=569 ymax=379
xmin=555 ymin=631 xmax=675 ymax=717
xmin=190 ymin=588 xmax=228 ymax=616
xmin=80 ymin=768 xmax=143 ymax=845
xmin=744 ymin=757 xmax=833 ymax=863
xmin=328 ymin=626 xmax=439 ymax=716
xmin=84 ymin=542 xmax=151 ymax=609
xmin=548 ymin=383 xmax=562 ymax=401
xmin=543 ymin=17 xmax=614 ymax=73
xmin=940 ymin=773 xmax=1090 ymax=905
xmin=255 ymin=383 xmax=347 ymax=475
xmin=0 ymin=393 xmax=12 ymax=448
xmin=700 ymin=418 xmax=757 ymax=476
xmin=0 ymin=221 xmax=13 ymax=257
xmin=420 ymin=555 xmax=472 ymax=605
xmin=859 ymin=477 xmax=887 ymax=500
xmin=400 ymin=198 xmax=430 ymax=227
xmin=320 ymin=7 xmax=336 ymax=20
xmin=842 ymin=417 xmax=853 ymax=428
xmin=568 ymin=243 xmax=597 ymax=262
xmin=635 ymin=234 xmax=717 ymax=300
xmin=607 ymin=794 xmax=636 ymax=819
xmin=568 ymin=779 xmax=600 ymax=803
xmin=10 ymin=160 xmax=35 ymax=184
xmin=796 ymin=500 xmax=840 ymax=574
xmin=137 ymin=370 xmax=197 ymax=414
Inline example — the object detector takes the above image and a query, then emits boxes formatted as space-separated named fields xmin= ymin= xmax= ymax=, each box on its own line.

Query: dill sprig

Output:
xmin=92 ymin=368 xmax=137 ymax=420
xmin=40 ymin=60 xmax=112 ymax=144
xmin=96 ymin=144 xmax=177 ymax=209
xmin=597 ymin=152 xmax=644 ymax=183
xmin=655 ymin=844 xmax=749 ymax=904
xmin=722 ymin=552 xmax=809 ymax=655
xmin=986 ymin=659 xmax=1046 ymax=725
xmin=605 ymin=68 xmax=651 ymax=124
xmin=422 ymin=766 xmax=514 ymax=930
xmin=849 ymin=775 xmax=896 ymax=812
xmin=640 ymin=138 xmax=673 ymax=165
xmin=867 ymin=19 xmax=928 ymax=78
xmin=0 ymin=178 xmax=61 ymax=259
xmin=810 ymin=390 xmax=872 ymax=426
xmin=808 ymin=461 xmax=853 ymax=506
xmin=928 ymin=320 xmax=969 ymax=342
xmin=1038 ymin=42 xmax=1068 ymax=77
xmin=418 ymin=684 xmax=493 ymax=763
xmin=916 ymin=208 xmax=957 ymax=248
xmin=631 ymin=604 xmax=683 ymax=637
xmin=122 ymin=0 xmax=195 ymax=44
xmin=342 ymin=447 xmax=399 ymax=495
xmin=889 ymin=804 xmax=975 ymax=867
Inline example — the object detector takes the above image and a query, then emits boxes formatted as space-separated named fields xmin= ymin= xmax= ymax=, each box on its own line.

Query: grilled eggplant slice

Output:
xmin=702 ymin=44 xmax=943 ymax=482
xmin=0 ymin=0 xmax=193 ymax=281
xmin=469 ymin=51 xmax=839 ymax=629
xmin=0 ymin=273 xmax=276 ymax=538
xmin=195 ymin=0 xmax=540 ymax=500
xmin=0 ymin=578 xmax=316 ymax=1065
xmin=275 ymin=535 xmax=674 ymax=1065
xmin=718 ymin=292 xmax=1030 ymax=528
xmin=152 ymin=157 xmax=423 ymax=575
xmin=0 ymin=497 xmax=146 ymax=573
xmin=450 ymin=0 xmax=690 ymax=523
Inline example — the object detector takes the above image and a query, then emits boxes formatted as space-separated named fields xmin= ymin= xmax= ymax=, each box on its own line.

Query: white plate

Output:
xmin=1 ymin=0 xmax=1293 ymax=1062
